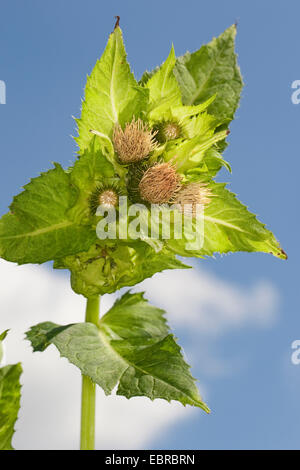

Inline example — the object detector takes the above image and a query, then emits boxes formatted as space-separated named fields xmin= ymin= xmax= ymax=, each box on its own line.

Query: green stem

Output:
xmin=80 ymin=296 xmax=100 ymax=450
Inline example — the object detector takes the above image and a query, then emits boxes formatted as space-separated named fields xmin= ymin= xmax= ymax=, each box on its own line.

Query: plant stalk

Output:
xmin=80 ymin=296 xmax=100 ymax=450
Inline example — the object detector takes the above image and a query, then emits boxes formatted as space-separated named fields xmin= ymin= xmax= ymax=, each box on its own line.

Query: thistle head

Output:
xmin=138 ymin=161 xmax=181 ymax=204
xmin=173 ymin=182 xmax=211 ymax=216
xmin=89 ymin=183 xmax=120 ymax=215
xmin=113 ymin=118 xmax=157 ymax=163
xmin=154 ymin=120 xmax=182 ymax=143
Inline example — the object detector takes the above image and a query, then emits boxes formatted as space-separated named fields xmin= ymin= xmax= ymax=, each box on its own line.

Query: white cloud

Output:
xmin=136 ymin=263 xmax=279 ymax=335
xmin=0 ymin=259 xmax=279 ymax=449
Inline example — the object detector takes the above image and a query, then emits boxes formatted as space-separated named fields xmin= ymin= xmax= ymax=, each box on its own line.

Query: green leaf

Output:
xmin=54 ymin=241 xmax=190 ymax=297
xmin=164 ymin=129 xmax=228 ymax=173
xmin=0 ymin=330 xmax=9 ymax=342
xmin=167 ymin=182 xmax=287 ymax=260
xmin=0 ymin=330 xmax=9 ymax=364
xmin=139 ymin=67 xmax=160 ymax=86
xmin=170 ymin=95 xmax=217 ymax=123
xmin=76 ymin=27 xmax=148 ymax=155
xmin=145 ymin=46 xmax=182 ymax=121
xmin=173 ymin=25 xmax=243 ymax=121
xmin=183 ymin=148 xmax=231 ymax=183
xmin=0 ymin=164 xmax=95 ymax=264
xmin=26 ymin=292 xmax=209 ymax=411
xmin=0 ymin=363 xmax=22 ymax=450
xmin=71 ymin=138 xmax=116 ymax=191
xmin=198 ymin=147 xmax=231 ymax=180
xmin=25 ymin=322 xmax=73 ymax=352
xmin=67 ymin=137 xmax=124 ymax=225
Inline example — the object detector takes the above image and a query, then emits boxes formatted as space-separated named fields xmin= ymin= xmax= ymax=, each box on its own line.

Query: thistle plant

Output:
xmin=0 ymin=20 xmax=286 ymax=450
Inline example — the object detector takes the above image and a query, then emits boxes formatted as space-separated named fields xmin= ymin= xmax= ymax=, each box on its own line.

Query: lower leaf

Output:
xmin=26 ymin=292 xmax=209 ymax=412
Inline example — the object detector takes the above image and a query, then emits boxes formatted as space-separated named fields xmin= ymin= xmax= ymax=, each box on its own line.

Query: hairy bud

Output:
xmin=113 ymin=119 xmax=157 ymax=163
xmin=89 ymin=184 xmax=120 ymax=214
xmin=173 ymin=182 xmax=211 ymax=216
xmin=154 ymin=121 xmax=182 ymax=143
xmin=139 ymin=162 xmax=181 ymax=204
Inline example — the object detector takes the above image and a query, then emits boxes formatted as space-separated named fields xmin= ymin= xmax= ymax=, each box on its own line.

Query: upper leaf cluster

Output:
xmin=0 ymin=25 xmax=286 ymax=297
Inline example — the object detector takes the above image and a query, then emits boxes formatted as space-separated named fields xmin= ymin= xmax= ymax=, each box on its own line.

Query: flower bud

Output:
xmin=154 ymin=121 xmax=182 ymax=143
xmin=89 ymin=184 xmax=120 ymax=214
xmin=139 ymin=162 xmax=181 ymax=204
xmin=113 ymin=118 xmax=157 ymax=163
xmin=173 ymin=182 xmax=211 ymax=216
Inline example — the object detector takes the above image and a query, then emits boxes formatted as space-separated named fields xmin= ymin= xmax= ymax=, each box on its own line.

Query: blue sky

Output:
xmin=0 ymin=0 xmax=299 ymax=450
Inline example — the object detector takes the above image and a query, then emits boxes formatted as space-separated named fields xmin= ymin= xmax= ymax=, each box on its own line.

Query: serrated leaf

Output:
xmin=167 ymin=182 xmax=287 ymax=260
xmin=26 ymin=292 xmax=209 ymax=411
xmin=0 ymin=164 xmax=95 ymax=264
xmin=170 ymin=95 xmax=217 ymax=122
xmin=164 ymin=129 xmax=228 ymax=173
xmin=76 ymin=27 xmax=149 ymax=155
xmin=184 ymin=148 xmax=231 ymax=183
xmin=0 ymin=330 xmax=9 ymax=364
xmin=145 ymin=46 xmax=182 ymax=121
xmin=71 ymin=139 xmax=116 ymax=191
xmin=173 ymin=25 xmax=243 ymax=121
xmin=0 ymin=363 xmax=22 ymax=450
xmin=139 ymin=67 xmax=160 ymax=86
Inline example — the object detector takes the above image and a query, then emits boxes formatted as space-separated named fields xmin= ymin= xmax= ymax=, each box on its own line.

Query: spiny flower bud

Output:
xmin=154 ymin=120 xmax=182 ymax=143
xmin=173 ymin=182 xmax=211 ymax=216
xmin=98 ymin=189 xmax=118 ymax=207
xmin=138 ymin=162 xmax=181 ymax=204
xmin=113 ymin=118 xmax=157 ymax=163
xmin=89 ymin=184 xmax=120 ymax=215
